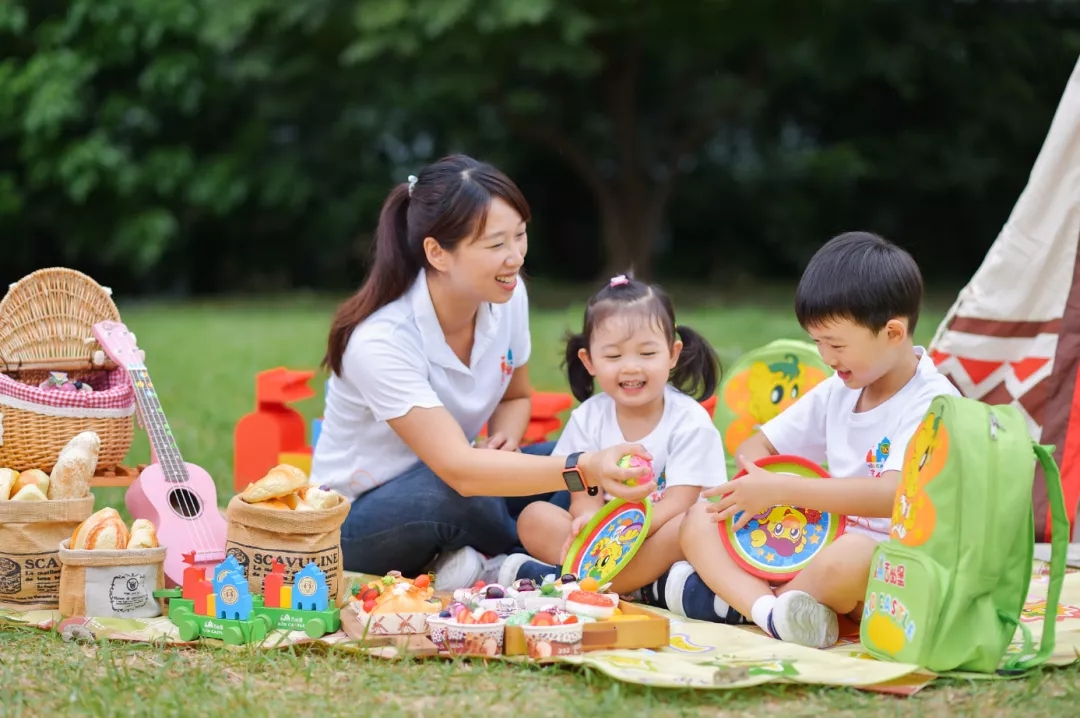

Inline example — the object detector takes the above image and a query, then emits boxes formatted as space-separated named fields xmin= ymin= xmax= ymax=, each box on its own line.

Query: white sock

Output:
xmin=713 ymin=595 xmax=733 ymax=620
xmin=751 ymin=594 xmax=778 ymax=634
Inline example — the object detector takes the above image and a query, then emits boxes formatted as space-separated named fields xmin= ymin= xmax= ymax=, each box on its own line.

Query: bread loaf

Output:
xmin=241 ymin=464 xmax=308 ymax=503
xmin=127 ymin=519 xmax=159 ymax=549
xmin=10 ymin=485 xmax=48 ymax=501
xmin=71 ymin=508 xmax=129 ymax=550
xmin=12 ymin=469 xmax=49 ymax=498
xmin=48 ymin=432 xmax=99 ymax=500
xmin=299 ymin=486 xmax=341 ymax=510
xmin=0 ymin=468 xmax=17 ymax=500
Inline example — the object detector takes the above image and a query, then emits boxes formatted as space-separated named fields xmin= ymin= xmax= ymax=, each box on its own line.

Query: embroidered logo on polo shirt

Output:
xmin=500 ymin=348 xmax=514 ymax=381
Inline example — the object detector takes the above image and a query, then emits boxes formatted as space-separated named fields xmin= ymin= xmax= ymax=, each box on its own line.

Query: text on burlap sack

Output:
xmin=0 ymin=551 xmax=61 ymax=604
xmin=224 ymin=541 xmax=340 ymax=590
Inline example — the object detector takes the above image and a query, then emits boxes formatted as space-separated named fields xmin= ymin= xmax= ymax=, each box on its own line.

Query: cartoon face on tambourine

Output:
xmin=562 ymin=498 xmax=652 ymax=586
xmin=713 ymin=455 xmax=845 ymax=581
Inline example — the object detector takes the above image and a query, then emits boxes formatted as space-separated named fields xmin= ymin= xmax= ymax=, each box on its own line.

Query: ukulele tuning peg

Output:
xmin=129 ymin=333 xmax=137 ymax=345
xmin=136 ymin=350 xmax=145 ymax=362
xmin=92 ymin=351 xmax=105 ymax=366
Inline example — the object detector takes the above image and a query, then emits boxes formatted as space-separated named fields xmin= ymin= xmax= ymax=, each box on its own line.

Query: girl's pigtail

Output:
xmin=670 ymin=324 xmax=721 ymax=401
xmin=564 ymin=331 xmax=595 ymax=403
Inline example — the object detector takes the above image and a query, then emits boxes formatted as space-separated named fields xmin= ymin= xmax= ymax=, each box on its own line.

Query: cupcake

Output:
xmin=443 ymin=607 xmax=506 ymax=657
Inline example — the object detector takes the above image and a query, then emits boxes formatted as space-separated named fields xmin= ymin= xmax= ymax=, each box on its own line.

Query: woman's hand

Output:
xmin=701 ymin=455 xmax=787 ymax=530
xmin=579 ymin=444 xmax=656 ymax=501
xmin=559 ymin=509 xmax=598 ymax=563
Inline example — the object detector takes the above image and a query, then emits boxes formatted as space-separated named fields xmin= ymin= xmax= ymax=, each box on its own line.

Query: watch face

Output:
xmin=562 ymin=469 xmax=586 ymax=492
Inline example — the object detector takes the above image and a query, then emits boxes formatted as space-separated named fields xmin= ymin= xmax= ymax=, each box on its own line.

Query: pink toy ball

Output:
xmin=617 ymin=454 xmax=654 ymax=486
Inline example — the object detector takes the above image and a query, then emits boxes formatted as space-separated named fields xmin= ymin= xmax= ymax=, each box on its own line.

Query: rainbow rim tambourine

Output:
xmin=562 ymin=498 xmax=652 ymax=585
xmin=713 ymin=455 xmax=845 ymax=581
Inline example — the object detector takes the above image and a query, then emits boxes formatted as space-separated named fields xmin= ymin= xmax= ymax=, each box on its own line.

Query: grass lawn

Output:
xmin=3 ymin=288 xmax=1079 ymax=716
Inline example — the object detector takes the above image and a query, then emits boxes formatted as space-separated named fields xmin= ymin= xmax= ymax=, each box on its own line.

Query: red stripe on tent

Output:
xmin=948 ymin=316 xmax=1062 ymax=338
xmin=1049 ymin=364 xmax=1080 ymax=543
xmin=957 ymin=357 xmax=1004 ymax=385
xmin=1011 ymin=357 xmax=1050 ymax=383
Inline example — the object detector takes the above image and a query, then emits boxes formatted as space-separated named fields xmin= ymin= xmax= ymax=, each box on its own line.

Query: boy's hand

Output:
xmin=703 ymin=455 xmax=787 ymax=531
xmin=559 ymin=510 xmax=598 ymax=563
xmin=480 ymin=432 xmax=520 ymax=452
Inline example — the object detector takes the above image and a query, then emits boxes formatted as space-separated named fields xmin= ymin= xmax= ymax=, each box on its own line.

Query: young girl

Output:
xmin=497 ymin=274 xmax=729 ymax=595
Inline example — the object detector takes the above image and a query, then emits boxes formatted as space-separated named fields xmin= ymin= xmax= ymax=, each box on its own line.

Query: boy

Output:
xmin=648 ymin=231 xmax=961 ymax=648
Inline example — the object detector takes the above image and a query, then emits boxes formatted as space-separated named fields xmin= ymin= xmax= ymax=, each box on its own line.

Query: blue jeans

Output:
xmin=339 ymin=442 xmax=570 ymax=575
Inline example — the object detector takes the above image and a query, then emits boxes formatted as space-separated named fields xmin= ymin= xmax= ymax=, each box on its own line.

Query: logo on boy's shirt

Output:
xmin=866 ymin=437 xmax=891 ymax=477
xmin=500 ymin=348 xmax=514 ymax=382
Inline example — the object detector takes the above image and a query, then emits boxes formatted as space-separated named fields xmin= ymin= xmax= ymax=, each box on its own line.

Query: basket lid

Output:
xmin=0 ymin=267 xmax=121 ymax=366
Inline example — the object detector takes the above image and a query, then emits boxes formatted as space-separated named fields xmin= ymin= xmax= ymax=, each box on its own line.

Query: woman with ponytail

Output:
xmin=312 ymin=155 xmax=653 ymax=590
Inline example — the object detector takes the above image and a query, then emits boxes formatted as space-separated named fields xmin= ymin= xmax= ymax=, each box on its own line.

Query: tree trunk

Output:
xmin=597 ymin=183 xmax=668 ymax=281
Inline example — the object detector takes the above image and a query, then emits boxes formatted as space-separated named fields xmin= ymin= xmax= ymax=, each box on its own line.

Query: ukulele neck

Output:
xmin=129 ymin=367 xmax=188 ymax=483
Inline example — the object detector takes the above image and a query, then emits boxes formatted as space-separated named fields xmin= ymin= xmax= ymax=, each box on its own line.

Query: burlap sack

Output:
xmin=0 ymin=497 xmax=94 ymax=610
xmin=225 ymin=495 xmax=349 ymax=603
xmin=58 ymin=538 xmax=165 ymax=618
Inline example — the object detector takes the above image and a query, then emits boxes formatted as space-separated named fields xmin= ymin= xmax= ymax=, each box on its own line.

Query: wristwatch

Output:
xmin=563 ymin=452 xmax=599 ymax=496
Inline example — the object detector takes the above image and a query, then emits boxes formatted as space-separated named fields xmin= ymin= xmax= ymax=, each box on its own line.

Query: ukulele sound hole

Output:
xmin=168 ymin=488 xmax=203 ymax=519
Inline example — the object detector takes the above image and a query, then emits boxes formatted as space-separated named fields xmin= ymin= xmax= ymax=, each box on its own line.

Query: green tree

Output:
xmin=343 ymin=0 xmax=803 ymax=278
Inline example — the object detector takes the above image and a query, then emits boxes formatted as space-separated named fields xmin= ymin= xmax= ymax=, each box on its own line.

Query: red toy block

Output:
xmin=234 ymin=368 xmax=317 ymax=492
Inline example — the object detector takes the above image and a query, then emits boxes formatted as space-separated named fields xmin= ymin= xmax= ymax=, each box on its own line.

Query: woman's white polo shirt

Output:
xmin=311 ymin=270 xmax=531 ymax=502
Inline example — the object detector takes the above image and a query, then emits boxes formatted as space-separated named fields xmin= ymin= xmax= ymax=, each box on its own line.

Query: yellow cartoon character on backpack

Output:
xmin=891 ymin=410 xmax=949 ymax=546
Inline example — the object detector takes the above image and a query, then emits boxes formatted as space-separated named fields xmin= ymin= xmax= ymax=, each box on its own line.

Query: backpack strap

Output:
xmin=1000 ymin=442 xmax=1069 ymax=672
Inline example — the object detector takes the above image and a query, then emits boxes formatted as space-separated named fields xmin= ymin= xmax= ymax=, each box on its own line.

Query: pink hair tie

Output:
xmin=610 ymin=274 xmax=629 ymax=287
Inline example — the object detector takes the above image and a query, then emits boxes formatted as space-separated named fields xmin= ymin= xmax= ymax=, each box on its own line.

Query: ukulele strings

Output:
xmin=134 ymin=370 xmax=216 ymax=557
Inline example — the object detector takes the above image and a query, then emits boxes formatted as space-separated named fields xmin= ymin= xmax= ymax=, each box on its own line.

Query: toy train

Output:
xmin=154 ymin=551 xmax=340 ymax=645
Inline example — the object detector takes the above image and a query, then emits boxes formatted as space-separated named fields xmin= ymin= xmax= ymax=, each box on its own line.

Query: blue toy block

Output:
xmin=291 ymin=563 xmax=330 ymax=612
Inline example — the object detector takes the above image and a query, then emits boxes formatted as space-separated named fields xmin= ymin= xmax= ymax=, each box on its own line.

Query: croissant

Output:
xmin=71 ymin=507 xmax=129 ymax=550
xmin=127 ymin=519 xmax=159 ymax=549
xmin=299 ymin=486 xmax=341 ymax=510
xmin=241 ymin=464 xmax=308 ymax=504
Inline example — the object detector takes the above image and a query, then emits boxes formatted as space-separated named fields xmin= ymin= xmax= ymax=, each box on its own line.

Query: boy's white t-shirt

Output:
xmin=760 ymin=346 xmax=960 ymax=540
xmin=554 ymin=385 xmax=728 ymax=501
xmin=310 ymin=269 xmax=531 ymax=502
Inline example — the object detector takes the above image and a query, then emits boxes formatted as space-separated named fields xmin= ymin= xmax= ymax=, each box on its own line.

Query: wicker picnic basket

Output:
xmin=0 ymin=268 xmax=135 ymax=472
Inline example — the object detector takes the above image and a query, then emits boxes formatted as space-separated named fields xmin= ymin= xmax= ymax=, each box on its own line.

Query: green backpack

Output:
xmin=714 ymin=339 xmax=832 ymax=476
xmin=860 ymin=395 xmax=1070 ymax=674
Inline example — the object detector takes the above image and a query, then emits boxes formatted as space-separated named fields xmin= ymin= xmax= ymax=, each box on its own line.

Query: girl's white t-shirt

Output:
xmin=553 ymin=385 xmax=729 ymax=501
xmin=310 ymin=270 xmax=531 ymax=502
xmin=759 ymin=346 xmax=961 ymax=539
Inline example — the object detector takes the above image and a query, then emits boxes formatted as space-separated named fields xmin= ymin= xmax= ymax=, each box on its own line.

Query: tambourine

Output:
xmin=714 ymin=455 xmax=845 ymax=581
xmin=562 ymin=498 xmax=652 ymax=585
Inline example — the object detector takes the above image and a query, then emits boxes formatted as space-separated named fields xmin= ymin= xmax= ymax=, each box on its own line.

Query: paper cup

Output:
xmin=444 ymin=621 xmax=505 ymax=657
xmin=522 ymin=622 xmax=584 ymax=660
xmin=426 ymin=614 xmax=448 ymax=650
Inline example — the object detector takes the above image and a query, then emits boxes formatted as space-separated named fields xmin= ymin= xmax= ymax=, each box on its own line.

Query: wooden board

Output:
xmin=90 ymin=464 xmax=145 ymax=487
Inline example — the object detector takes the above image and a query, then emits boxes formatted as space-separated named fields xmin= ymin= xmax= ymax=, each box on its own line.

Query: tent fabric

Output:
xmin=929 ymin=56 xmax=1080 ymax=541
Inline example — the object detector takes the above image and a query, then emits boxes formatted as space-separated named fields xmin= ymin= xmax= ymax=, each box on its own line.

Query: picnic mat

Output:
xmin=3 ymin=558 xmax=1080 ymax=695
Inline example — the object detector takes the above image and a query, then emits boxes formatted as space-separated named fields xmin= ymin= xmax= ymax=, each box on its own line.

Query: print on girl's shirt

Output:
xmin=865 ymin=437 xmax=891 ymax=478
xmin=500 ymin=348 xmax=514 ymax=382
xmin=648 ymin=469 xmax=668 ymax=503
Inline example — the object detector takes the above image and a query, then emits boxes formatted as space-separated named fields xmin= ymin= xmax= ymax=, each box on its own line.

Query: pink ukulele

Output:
xmin=92 ymin=320 xmax=227 ymax=587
